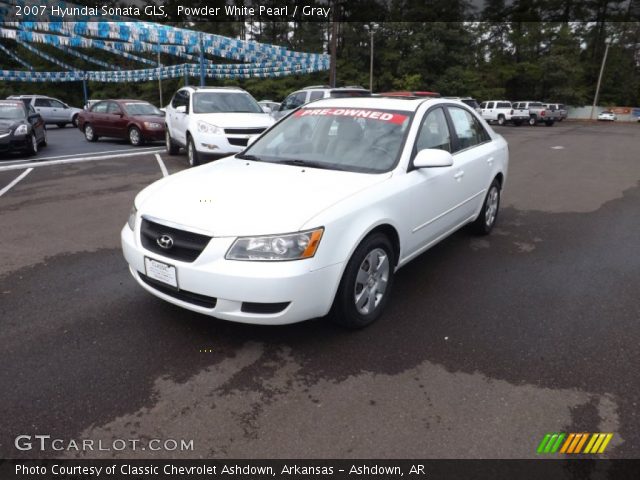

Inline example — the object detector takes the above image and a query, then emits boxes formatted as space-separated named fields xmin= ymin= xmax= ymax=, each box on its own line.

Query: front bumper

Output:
xmin=0 ymin=132 xmax=30 ymax=153
xmin=508 ymin=115 xmax=529 ymax=122
xmin=141 ymin=127 xmax=165 ymax=142
xmin=121 ymin=225 xmax=343 ymax=325
xmin=191 ymin=130 xmax=259 ymax=155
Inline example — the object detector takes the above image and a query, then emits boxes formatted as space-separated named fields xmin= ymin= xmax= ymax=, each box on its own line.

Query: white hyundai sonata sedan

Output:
xmin=122 ymin=97 xmax=508 ymax=328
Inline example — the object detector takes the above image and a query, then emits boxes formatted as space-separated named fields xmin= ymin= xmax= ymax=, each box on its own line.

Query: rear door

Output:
xmin=445 ymin=105 xmax=495 ymax=220
xmin=89 ymin=101 xmax=109 ymax=135
xmin=33 ymin=97 xmax=54 ymax=123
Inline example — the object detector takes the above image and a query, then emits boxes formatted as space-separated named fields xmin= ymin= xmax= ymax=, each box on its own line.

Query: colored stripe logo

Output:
xmin=537 ymin=433 xmax=613 ymax=454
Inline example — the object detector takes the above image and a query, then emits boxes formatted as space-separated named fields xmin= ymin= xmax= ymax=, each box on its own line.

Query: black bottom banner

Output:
xmin=2 ymin=459 xmax=640 ymax=480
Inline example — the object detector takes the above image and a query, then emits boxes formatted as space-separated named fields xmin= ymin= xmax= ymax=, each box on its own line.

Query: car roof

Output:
xmin=299 ymin=96 xmax=452 ymax=112
xmin=180 ymin=86 xmax=247 ymax=93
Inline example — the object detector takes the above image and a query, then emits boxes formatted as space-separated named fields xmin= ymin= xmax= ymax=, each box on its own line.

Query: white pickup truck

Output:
xmin=479 ymin=100 xmax=529 ymax=126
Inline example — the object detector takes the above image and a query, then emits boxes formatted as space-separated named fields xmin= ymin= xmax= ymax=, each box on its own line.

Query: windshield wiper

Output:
xmin=236 ymin=153 xmax=261 ymax=161
xmin=275 ymin=159 xmax=341 ymax=171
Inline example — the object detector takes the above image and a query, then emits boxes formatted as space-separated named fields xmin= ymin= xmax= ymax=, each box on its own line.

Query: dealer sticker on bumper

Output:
xmin=144 ymin=257 xmax=178 ymax=288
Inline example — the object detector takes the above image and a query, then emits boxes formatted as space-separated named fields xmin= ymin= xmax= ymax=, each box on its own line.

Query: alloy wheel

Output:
xmin=353 ymin=248 xmax=390 ymax=315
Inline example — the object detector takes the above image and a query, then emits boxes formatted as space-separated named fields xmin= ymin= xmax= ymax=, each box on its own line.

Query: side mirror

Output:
xmin=413 ymin=148 xmax=454 ymax=169
xmin=176 ymin=105 xmax=187 ymax=114
xmin=63 ymin=104 xmax=69 ymax=109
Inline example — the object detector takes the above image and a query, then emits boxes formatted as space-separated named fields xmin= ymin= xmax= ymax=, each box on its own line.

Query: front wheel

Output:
xmin=71 ymin=115 xmax=79 ymax=128
xmin=497 ymin=115 xmax=505 ymax=126
xmin=84 ymin=124 xmax=98 ymax=142
xmin=165 ymin=128 xmax=179 ymax=155
xmin=330 ymin=233 xmax=395 ymax=329
xmin=528 ymin=116 xmax=537 ymax=126
xmin=27 ymin=134 xmax=38 ymax=156
xmin=129 ymin=126 xmax=143 ymax=146
xmin=471 ymin=179 xmax=501 ymax=235
xmin=187 ymin=135 xmax=200 ymax=166
xmin=544 ymin=120 xmax=555 ymax=127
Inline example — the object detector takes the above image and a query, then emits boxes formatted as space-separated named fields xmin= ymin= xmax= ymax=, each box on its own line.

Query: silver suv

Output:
xmin=7 ymin=95 xmax=82 ymax=128
xmin=273 ymin=86 xmax=370 ymax=119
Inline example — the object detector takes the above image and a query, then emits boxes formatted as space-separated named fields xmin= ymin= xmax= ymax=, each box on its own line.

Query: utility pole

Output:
xmin=364 ymin=23 xmax=378 ymax=92
xmin=590 ymin=39 xmax=611 ymax=120
xmin=199 ymin=33 xmax=206 ymax=87
xmin=157 ymin=42 xmax=163 ymax=108
xmin=329 ymin=2 xmax=338 ymax=87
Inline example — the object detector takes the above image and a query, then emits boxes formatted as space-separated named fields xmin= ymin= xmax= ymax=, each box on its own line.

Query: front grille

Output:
xmin=241 ymin=302 xmax=290 ymax=314
xmin=139 ymin=273 xmax=217 ymax=309
xmin=140 ymin=218 xmax=211 ymax=263
xmin=227 ymin=137 xmax=248 ymax=147
xmin=224 ymin=128 xmax=266 ymax=135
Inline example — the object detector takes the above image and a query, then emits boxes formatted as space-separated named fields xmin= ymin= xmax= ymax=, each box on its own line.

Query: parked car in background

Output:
xmin=513 ymin=101 xmax=557 ymax=126
xmin=165 ymin=86 xmax=274 ymax=166
xmin=7 ymin=95 xmax=82 ymax=128
xmin=479 ymin=100 xmax=529 ymax=126
xmin=444 ymin=97 xmax=481 ymax=112
xmin=543 ymin=103 xmax=568 ymax=121
xmin=597 ymin=111 xmax=617 ymax=121
xmin=84 ymin=99 xmax=102 ymax=111
xmin=122 ymin=96 xmax=508 ymax=328
xmin=77 ymin=100 xmax=165 ymax=146
xmin=274 ymin=86 xmax=371 ymax=119
xmin=0 ymin=99 xmax=47 ymax=156
xmin=258 ymin=100 xmax=281 ymax=114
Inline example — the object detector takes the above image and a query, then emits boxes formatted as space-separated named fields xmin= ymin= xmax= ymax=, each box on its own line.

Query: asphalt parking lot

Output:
xmin=1 ymin=121 xmax=639 ymax=459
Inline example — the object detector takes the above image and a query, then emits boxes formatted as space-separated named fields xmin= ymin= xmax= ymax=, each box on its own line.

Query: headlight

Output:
xmin=226 ymin=228 xmax=324 ymax=261
xmin=127 ymin=205 xmax=137 ymax=230
xmin=13 ymin=124 xmax=28 ymax=135
xmin=144 ymin=122 xmax=162 ymax=129
xmin=197 ymin=121 xmax=223 ymax=135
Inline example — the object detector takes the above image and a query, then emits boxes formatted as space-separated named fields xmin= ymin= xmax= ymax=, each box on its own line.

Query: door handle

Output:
xmin=453 ymin=170 xmax=464 ymax=180
xmin=486 ymin=157 xmax=494 ymax=165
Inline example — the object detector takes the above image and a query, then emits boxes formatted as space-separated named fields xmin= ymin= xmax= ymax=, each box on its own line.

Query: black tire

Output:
xmin=187 ymin=135 xmax=200 ymax=166
xmin=165 ymin=128 xmax=179 ymax=155
xmin=39 ymin=128 xmax=47 ymax=147
xmin=471 ymin=179 xmax=501 ymax=235
xmin=544 ymin=120 xmax=555 ymax=127
xmin=71 ymin=115 xmax=79 ymax=128
xmin=84 ymin=124 xmax=98 ymax=142
xmin=129 ymin=126 xmax=144 ymax=146
xmin=528 ymin=116 xmax=537 ymax=126
xmin=330 ymin=233 xmax=395 ymax=329
xmin=27 ymin=134 xmax=38 ymax=156
xmin=497 ymin=115 xmax=505 ymax=126
xmin=513 ymin=120 xmax=522 ymax=126
xmin=57 ymin=123 xmax=66 ymax=128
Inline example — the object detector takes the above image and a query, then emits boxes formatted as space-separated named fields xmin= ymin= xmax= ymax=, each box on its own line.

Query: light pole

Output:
xmin=590 ymin=38 xmax=611 ymax=120
xmin=364 ymin=23 xmax=379 ymax=92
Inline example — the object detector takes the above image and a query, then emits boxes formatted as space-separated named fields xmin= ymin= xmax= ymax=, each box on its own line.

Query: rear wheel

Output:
xmin=129 ymin=126 xmax=143 ymax=146
xmin=544 ymin=120 xmax=555 ymax=127
xmin=84 ymin=124 xmax=98 ymax=142
xmin=471 ymin=179 xmax=501 ymax=235
xmin=165 ymin=128 xmax=179 ymax=155
xmin=187 ymin=135 xmax=200 ymax=166
xmin=528 ymin=116 xmax=537 ymax=126
xmin=331 ymin=233 xmax=395 ymax=329
xmin=39 ymin=128 xmax=47 ymax=147
xmin=71 ymin=115 xmax=79 ymax=128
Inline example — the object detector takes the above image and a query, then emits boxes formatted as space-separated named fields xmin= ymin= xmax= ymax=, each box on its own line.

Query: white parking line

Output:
xmin=0 ymin=146 xmax=163 ymax=168
xmin=155 ymin=153 xmax=169 ymax=177
xmin=0 ymin=168 xmax=33 ymax=197
xmin=0 ymin=149 xmax=164 ymax=172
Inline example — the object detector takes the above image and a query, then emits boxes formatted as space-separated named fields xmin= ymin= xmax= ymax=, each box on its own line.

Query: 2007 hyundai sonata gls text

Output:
xmin=122 ymin=97 xmax=508 ymax=328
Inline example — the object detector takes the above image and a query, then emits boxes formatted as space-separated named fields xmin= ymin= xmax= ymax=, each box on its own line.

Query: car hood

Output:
xmin=131 ymin=115 xmax=165 ymax=124
xmin=0 ymin=119 xmax=22 ymax=132
xmin=192 ymin=112 xmax=274 ymax=128
xmin=137 ymin=158 xmax=389 ymax=237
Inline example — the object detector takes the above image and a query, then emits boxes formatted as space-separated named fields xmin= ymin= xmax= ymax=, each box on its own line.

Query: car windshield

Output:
xmin=123 ymin=102 xmax=162 ymax=116
xmin=0 ymin=103 xmax=25 ymax=119
xmin=242 ymin=107 xmax=412 ymax=174
xmin=192 ymin=92 xmax=263 ymax=114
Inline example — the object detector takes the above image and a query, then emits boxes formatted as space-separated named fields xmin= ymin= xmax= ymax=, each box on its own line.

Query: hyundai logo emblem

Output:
xmin=157 ymin=234 xmax=174 ymax=249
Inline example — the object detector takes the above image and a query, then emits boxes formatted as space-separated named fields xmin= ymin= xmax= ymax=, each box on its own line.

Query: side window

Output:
xmin=34 ymin=98 xmax=51 ymax=107
xmin=479 ymin=102 xmax=486 ymax=109
xmin=171 ymin=90 xmax=186 ymax=109
xmin=498 ymin=102 xmax=511 ymax=109
xmin=49 ymin=99 xmax=65 ymax=108
xmin=92 ymin=102 xmax=108 ymax=114
xmin=27 ymin=104 xmax=36 ymax=115
xmin=107 ymin=102 xmax=121 ymax=114
xmin=309 ymin=91 xmax=324 ymax=102
xmin=487 ymin=102 xmax=494 ymax=109
xmin=415 ymin=108 xmax=451 ymax=153
xmin=447 ymin=106 xmax=490 ymax=152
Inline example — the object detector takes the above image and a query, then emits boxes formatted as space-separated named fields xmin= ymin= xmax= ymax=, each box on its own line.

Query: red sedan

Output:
xmin=77 ymin=99 xmax=165 ymax=146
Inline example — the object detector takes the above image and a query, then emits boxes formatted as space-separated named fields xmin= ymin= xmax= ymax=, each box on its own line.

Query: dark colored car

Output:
xmin=0 ymin=100 xmax=47 ymax=156
xmin=77 ymin=100 xmax=165 ymax=146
